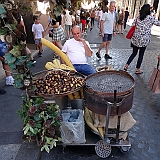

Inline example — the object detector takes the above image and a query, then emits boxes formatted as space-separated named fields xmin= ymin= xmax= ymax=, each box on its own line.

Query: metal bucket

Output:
xmin=70 ymin=99 xmax=84 ymax=109
xmin=54 ymin=95 xmax=68 ymax=110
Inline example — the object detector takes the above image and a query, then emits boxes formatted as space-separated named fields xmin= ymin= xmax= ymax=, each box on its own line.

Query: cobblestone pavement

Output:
xmin=0 ymin=21 xmax=160 ymax=160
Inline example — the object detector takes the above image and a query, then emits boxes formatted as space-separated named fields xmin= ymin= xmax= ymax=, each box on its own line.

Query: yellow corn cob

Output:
xmin=97 ymin=127 xmax=104 ymax=138
xmin=73 ymin=91 xmax=81 ymax=99
xmin=60 ymin=64 xmax=74 ymax=70
xmin=41 ymin=38 xmax=75 ymax=70
xmin=55 ymin=59 xmax=61 ymax=67
xmin=80 ymin=88 xmax=84 ymax=99
xmin=68 ymin=93 xmax=74 ymax=100
xmin=45 ymin=62 xmax=56 ymax=70
xmin=52 ymin=59 xmax=60 ymax=68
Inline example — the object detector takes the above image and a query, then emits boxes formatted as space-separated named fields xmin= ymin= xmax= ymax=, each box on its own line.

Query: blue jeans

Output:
xmin=127 ymin=43 xmax=146 ymax=69
xmin=73 ymin=64 xmax=96 ymax=76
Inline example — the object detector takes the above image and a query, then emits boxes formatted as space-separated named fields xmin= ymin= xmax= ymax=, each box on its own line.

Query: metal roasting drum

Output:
xmin=85 ymin=70 xmax=135 ymax=116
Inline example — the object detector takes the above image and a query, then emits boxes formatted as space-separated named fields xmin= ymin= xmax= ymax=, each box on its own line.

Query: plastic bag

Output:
xmin=60 ymin=109 xmax=86 ymax=144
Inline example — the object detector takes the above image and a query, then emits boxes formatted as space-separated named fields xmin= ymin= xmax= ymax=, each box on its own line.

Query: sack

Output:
xmin=148 ymin=61 xmax=160 ymax=94
xmin=126 ymin=26 xmax=136 ymax=39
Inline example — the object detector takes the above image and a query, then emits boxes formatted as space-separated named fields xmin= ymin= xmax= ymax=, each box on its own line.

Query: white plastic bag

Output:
xmin=60 ymin=109 xmax=86 ymax=144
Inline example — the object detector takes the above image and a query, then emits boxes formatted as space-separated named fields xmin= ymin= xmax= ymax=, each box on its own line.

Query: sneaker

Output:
xmin=6 ymin=76 xmax=14 ymax=86
xmin=30 ymin=60 xmax=36 ymax=64
xmin=96 ymin=52 xmax=101 ymax=59
xmin=90 ymin=27 xmax=93 ymax=31
xmin=38 ymin=52 xmax=42 ymax=57
xmin=0 ymin=88 xmax=6 ymax=94
xmin=104 ymin=54 xmax=112 ymax=59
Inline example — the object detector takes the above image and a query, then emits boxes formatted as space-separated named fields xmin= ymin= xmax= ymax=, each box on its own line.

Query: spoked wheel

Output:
xmin=95 ymin=140 xmax=112 ymax=158
xmin=120 ymin=146 xmax=131 ymax=153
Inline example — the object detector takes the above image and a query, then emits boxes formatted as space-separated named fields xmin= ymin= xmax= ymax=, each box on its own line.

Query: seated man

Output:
xmin=62 ymin=25 xmax=96 ymax=76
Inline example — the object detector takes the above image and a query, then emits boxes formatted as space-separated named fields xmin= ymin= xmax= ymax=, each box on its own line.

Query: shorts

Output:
xmin=81 ymin=19 xmax=86 ymax=25
xmin=103 ymin=34 xmax=112 ymax=42
xmin=65 ymin=25 xmax=72 ymax=31
xmin=35 ymin=38 xmax=41 ymax=45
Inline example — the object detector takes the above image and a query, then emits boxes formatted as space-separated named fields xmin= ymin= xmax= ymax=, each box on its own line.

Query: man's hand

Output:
xmin=78 ymin=38 xmax=86 ymax=44
xmin=101 ymin=33 xmax=104 ymax=37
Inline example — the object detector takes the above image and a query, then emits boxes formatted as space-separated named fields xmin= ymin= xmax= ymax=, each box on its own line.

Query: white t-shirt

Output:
xmin=64 ymin=10 xmax=72 ymax=25
xmin=62 ymin=38 xmax=91 ymax=64
xmin=76 ymin=10 xmax=81 ymax=17
xmin=101 ymin=11 xmax=114 ymax=34
xmin=32 ymin=23 xmax=44 ymax=39
xmin=98 ymin=10 xmax=103 ymax=21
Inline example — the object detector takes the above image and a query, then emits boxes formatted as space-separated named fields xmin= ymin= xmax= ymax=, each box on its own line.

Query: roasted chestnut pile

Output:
xmin=33 ymin=70 xmax=85 ymax=95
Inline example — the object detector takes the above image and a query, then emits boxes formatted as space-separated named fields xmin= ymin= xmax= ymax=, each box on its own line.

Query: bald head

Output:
xmin=72 ymin=26 xmax=82 ymax=41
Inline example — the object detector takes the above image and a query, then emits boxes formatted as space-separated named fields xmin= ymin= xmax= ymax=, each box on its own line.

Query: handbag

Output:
xmin=148 ymin=61 xmax=160 ymax=94
xmin=126 ymin=18 xmax=137 ymax=39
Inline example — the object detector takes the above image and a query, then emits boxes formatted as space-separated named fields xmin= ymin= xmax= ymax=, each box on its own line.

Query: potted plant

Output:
xmin=17 ymin=97 xmax=61 ymax=153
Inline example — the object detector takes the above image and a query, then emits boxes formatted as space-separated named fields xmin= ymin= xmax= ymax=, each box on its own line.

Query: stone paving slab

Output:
xmin=0 ymin=144 xmax=21 ymax=160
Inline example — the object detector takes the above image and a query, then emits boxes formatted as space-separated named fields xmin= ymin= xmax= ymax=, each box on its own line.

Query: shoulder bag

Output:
xmin=148 ymin=60 xmax=160 ymax=94
xmin=126 ymin=18 xmax=137 ymax=39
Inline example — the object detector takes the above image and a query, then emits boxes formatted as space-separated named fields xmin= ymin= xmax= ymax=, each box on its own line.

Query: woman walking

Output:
xmin=124 ymin=4 xmax=160 ymax=74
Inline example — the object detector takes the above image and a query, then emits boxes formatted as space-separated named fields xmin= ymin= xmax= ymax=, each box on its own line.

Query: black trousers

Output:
xmin=127 ymin=43 xmax=146 ymax=69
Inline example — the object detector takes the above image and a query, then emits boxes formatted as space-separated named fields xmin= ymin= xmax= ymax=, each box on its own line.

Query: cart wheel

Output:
xmin=95 ymin=140 xmax=112 ymax=158
xmin=120 ymin=146 xmax=131 ymax=153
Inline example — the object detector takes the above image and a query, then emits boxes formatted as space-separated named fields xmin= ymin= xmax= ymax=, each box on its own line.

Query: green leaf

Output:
xmin=23 ymin=124 xmax=30 ymax=135
xmin=9 ymin=63 xmax=17 ymax=70
xmin=26 ymin=61 xmax=33 ymax=69
xmin=9 ymin=46 xmax=21 ymax=57
xmin=15 ymin=58 xmax=26 ymax=65
xmin=14 ymin=80 xmax=23 ymax=88
xmin=35 ymin=123 xmax=42 ymax=129
xmin=44 ymin=145 xmax=50 ymax=153
xmin=29 ymin=126 xmax=34 ymax=133
xmin=34 ymin=113 xmax=41 ymax=121
xmin=33 ymin=128 xmax=38 ymax=134
xmin=4 ymin=54 xmax=16 ymax=64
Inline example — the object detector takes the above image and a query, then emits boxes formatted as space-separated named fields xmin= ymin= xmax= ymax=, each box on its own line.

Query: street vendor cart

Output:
xmin=25 ymin=39 xmax=136 ymax=158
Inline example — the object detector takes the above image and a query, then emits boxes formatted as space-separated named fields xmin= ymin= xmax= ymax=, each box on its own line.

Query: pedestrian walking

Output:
xmin=124 ymin=4 xmax=160 ymax=74
xmin=32 ymin=15 xmax=44 ymax=57
xmin=63 ymin=7 xmax=72 ymax=39
xmin=76 ymin=7 xmax=81 ymax=25
xmin=81 ymin=11 xmax=87 ymax=35
xmin=116 ymin=8 xmax=125 ymax=34
xmin=97 ymin=7 xmax=103 ymax=35
xmin=96 ymin=1 xmax=116 ymax=59
xmin=124 ymin=7 xmax=129 ymax=31
xmin=45 ymin=11 xmax=65 ymax=50
xmin=90 ymin=10 xmax=95 ymax=27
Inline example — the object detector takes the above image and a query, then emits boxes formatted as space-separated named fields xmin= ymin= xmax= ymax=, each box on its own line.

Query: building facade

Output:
xmin=116 ymin=0 xmax=160 ymax=19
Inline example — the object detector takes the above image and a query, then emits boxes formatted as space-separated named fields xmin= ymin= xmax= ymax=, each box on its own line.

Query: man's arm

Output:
xmin=79 ymin=38 xmax=92 ymax=57
xmin=100 ymin=20 xmax=104 ymax=36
